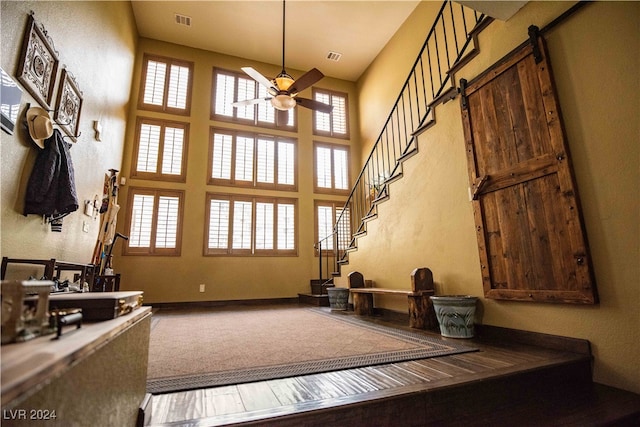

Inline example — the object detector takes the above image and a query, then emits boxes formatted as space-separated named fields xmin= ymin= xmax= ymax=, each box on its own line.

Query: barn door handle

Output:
xmin=471 ymin=175 xmax=490 ymax=200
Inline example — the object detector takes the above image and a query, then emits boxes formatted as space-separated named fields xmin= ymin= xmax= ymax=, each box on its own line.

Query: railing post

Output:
xmin=318 ymin=240 xmax=323 ymax=283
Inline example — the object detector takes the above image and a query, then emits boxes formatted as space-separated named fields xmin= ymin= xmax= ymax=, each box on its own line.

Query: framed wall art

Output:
xmin=55 ymin=69 xmax=83 ymax=141
xmin=17 ymin=13 xmax=59 ymax=109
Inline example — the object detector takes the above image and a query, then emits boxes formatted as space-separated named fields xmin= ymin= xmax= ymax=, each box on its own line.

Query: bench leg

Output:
xmin=408 ymin=294 xmax=438 ymax=330
xmin=353 ymin=293 xmax=374 ymax=316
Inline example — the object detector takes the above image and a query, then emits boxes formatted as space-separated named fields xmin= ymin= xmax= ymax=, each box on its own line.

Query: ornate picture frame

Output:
xmin=17 ymin=13 xmax=59 ymax=109
xmin=54 ymin=69 xmax=83 ymax=141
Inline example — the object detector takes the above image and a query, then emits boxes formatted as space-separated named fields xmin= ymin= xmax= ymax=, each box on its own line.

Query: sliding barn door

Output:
xmin=460 ymin=29 xmax=597 ymax=304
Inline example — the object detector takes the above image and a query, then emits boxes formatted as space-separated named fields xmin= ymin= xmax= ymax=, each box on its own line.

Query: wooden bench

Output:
xmin=348 ymin=268 xmax=438 ymax=329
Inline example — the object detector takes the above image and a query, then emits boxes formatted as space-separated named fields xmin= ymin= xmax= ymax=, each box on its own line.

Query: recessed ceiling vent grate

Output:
xmin=326 ymin=51 xmax=342 ymax=62
xmin=175 ymin=13 xmax=192 ymax=27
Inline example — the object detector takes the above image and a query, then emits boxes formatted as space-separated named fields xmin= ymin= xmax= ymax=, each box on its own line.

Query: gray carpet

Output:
xmin=147 ymin=306 xmax=476 ymax=394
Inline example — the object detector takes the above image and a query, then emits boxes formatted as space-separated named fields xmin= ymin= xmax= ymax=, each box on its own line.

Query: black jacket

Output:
xmin=24 ymin=129 xmax=79 ymax=217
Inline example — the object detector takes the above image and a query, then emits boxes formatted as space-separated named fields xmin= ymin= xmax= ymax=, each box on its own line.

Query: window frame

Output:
xmin=313 ymin=141 xmax=350 ymax=195
xmin=204 ymin=192 xmax=298 ymax=257
xmin=123 ymin=187 xmax=185 ymax=256
xmin=137 ymin=53 xmax=194 ymax=116
xmin=208 ymin=127 xmax=298 ymax=191
xmin=312 ymin=88 xmax=350 ymax=139
xmin=130 ymin=116 xmax=189 ymax=183
xmin=211 ymin=67 xmax=297 ymax=131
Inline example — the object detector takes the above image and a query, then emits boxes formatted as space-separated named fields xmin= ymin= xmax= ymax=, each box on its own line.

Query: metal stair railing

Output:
xmin=315 ymin=0 xmax=487 ymax=283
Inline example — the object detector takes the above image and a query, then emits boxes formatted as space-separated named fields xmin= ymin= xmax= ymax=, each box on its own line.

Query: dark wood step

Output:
xmin=214 ymin=372 xmax=639 ymax=427
xmin=297 ymin=293 xmax=329 ymax=307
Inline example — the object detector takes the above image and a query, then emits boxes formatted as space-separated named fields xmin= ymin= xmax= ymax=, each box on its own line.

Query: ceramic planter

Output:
xmin=430 ymin=295 xmax=478 ymax=338
xmin=327 ymin=287 xmax=349 ymax=311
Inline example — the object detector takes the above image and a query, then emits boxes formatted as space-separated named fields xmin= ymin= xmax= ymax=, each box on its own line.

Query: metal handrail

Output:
xmin=316 ymin=0 xmax=486 ymax=282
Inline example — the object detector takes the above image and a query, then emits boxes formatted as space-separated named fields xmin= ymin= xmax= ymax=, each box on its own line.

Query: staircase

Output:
xmin=313 ymin=0 xmax=492 ymax=286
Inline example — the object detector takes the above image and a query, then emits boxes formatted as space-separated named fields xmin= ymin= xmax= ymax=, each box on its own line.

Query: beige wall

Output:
xmin=343 ymin=1 xmax=639 ymax=393
xmin=0 ymin=1 xmax=137 ymax=266
xmin=112 ymin=38 xmax=359 ymax=303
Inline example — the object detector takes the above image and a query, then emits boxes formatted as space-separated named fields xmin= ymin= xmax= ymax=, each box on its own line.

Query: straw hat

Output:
xmin=26 ymin=106 xmax=53 ymax=149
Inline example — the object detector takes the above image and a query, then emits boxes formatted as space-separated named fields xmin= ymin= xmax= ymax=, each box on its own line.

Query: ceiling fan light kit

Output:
xmin=274 ymin=72 xmax=294 ymax=92
xmin=272 ymin=94 xmax=297 ymax=111
xmin=232 ymin=0 xmax=333 ymax=113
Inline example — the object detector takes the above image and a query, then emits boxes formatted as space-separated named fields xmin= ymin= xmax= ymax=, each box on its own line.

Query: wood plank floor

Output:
xmin=144 ymin=308 xmax=640 ymax=427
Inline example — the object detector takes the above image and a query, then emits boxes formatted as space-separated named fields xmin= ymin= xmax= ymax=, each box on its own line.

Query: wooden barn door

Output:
xmin=460 ymin=28 xmax=597 ymax=304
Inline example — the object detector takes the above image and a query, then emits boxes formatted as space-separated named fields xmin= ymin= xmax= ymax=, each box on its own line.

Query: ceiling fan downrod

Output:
xmin=275 ymin=0 xmax=294 ymax=92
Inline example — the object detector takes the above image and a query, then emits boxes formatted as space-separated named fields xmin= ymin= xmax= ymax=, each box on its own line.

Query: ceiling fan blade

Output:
xmin=232 ymin=97 xmax=271 ymax=107
xmin=289 ymin=68 xmax=324 ymax=94
xmin=241 ymin=67 xmax=276 ymax=91
xmin=296 ymin=97 xmax=333 ymax=114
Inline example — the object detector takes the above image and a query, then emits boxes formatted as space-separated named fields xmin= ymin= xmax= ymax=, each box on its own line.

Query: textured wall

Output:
xmin=0 ymin=1 xmax=137 ymax=265
xmin=346 ymin=1 xmax=640 ymax=393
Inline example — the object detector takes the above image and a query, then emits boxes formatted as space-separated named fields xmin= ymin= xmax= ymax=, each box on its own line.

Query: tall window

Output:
xmin=124 ymin=188 xmax=185 ymax=256
xmin=315 ymin=200 xmax=350 ymax=253
xmin=138 ymin=54 xmax=193 ymax=116
xmin=205 ymin=193 xmax=297 ymax=256
xmin=313 ymin=88 xmax=349 ymax=139
xmin=131 ymin=117 xmax=189 ymax=182
xmin=314 ymin=142 xmax=350 ymax=194
xmin=209 ymin=128 xmax=297 ymax=191
xmin=212 ymin=68 xmax=295 ymax=129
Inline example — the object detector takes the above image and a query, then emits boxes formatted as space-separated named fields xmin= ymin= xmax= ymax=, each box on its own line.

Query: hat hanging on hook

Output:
xmin=26 ymin=106 xmax=53 ymax=149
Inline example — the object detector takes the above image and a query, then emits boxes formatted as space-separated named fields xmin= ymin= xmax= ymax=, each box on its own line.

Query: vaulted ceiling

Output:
xmin=130 ymin=1 xmax=528 ymax=82
xmin=131 ymin=1 xmax=421 ymax=82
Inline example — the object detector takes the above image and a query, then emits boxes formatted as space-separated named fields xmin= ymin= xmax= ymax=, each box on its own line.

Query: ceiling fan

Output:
xmin=232 ymin=0 xmax=333 ymax=115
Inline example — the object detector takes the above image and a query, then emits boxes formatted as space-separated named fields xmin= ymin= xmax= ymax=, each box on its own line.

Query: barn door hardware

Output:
xmin=528 ymin=25 xmax=543 ymax=63
xmin=459 ymin=78 xmax=469 ymax=110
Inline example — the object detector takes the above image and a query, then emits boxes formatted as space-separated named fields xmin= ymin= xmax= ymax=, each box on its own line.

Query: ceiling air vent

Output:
xmin=174 ymin=13 xmax=192 ymax=27
xmin=326 ymin=51 xmax=342 ymax=62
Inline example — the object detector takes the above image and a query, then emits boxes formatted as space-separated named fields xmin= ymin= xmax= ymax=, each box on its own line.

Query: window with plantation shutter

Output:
xmin=315 ymin=200 xmax=350 ymax=254
xmin=155 ymin=196 xmax=179 ymax=248
xmin=124 ymin=188 xmax=184 ymax=256
xmin=235 ymin=136 xmax=254 ymax=183
xmin=139 ymin=54 xmax=193 ymax=116
xmin=255 ymin=202 xmax=274 ymax=250
xmin=314 ymin=141 xmax=350 ymax=194
xmin=131 ymin=117 xmax=188 ymax=182
xmin=211 ymin=132 xmax=233 ymax=180
xmin=277 ymin=203 xmax=295 ymax=250
xmin=129 ymin=194 xmax=154 ymax=248
xmin=316 ymin=204 xmax=334 ymax=250
xmin=211 ymin=68 xmax=295 ymax=130
xmin=209 ymin=128 xmax=297 ymax=191
xmin=207 ymin=198 xmax=230 ymax=251
xmin=313 ymin=88 xmax=349 ymax=139
xmin=256 ymin=137 xmax=275 ymax=184
xmin=205 ymin=193 xmax=297 ymax=256
xmin=278 ymin=141 xmax=295 ymax=186
xmin=232 ymin=200 xmax=252 ymax=252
